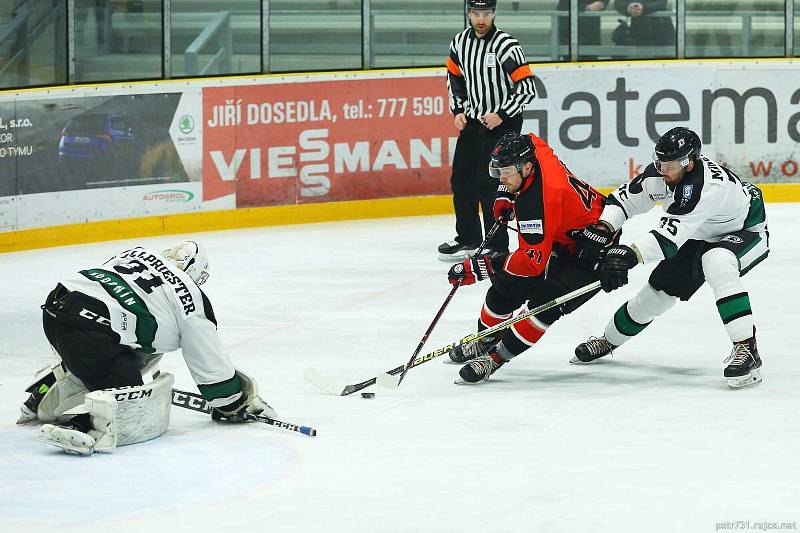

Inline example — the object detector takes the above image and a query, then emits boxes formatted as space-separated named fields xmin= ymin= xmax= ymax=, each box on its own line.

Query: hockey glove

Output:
xmin=599 ymin=245 xmax=639 ymax=292
xmin=448 ymin=255 xmax=495 ymax=286
xmin=493 ymin=186 xmax=515 ymax=223
xmin=211 ymin=370 xmax=274 ymax=423
xmin=574 ymin=221 xmax=615 ymax=271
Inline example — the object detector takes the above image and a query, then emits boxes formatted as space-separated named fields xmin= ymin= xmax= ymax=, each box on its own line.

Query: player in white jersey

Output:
xmin=18 ymin=241 xmax=274 ymax=454
xmin=570 ymin=127 xmax=768 ymax=388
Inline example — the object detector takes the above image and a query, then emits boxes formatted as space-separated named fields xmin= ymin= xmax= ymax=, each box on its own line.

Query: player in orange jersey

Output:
xmin=446 ymin=132 xmax=613 ymax=383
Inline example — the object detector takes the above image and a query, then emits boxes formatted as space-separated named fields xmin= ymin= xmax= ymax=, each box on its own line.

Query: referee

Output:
xmin=439 ymin=0 xmax=536 ymax=261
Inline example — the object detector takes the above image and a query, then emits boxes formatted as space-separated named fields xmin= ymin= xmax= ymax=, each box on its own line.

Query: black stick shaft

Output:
xmin=395 ymin=220 xmax=504 ymax=386
xmin=171 ymin=388 xmax=317 ymax=437
xmin=329 ymin=281 xmax=601 ymax=395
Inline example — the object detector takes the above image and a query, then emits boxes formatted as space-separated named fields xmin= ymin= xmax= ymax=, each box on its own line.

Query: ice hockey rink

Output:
xmin=1 ymin=205 xmax=798 ymax=533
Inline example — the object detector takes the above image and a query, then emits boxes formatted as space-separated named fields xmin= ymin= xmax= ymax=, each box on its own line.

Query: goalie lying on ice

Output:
xmin=17 ymin=241 xmax=276 ymax=455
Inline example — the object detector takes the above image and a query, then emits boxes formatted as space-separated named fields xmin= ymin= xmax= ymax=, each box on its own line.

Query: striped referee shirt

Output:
xmin=446 ymin=25 xmax=536 ymax=121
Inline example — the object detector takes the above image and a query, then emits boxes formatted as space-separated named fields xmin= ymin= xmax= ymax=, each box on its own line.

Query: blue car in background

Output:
xmin=58 ymin=113 xmax=134 ymax=163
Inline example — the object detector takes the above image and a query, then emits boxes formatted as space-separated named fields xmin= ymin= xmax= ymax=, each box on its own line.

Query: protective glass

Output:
xmin=468 ymin=8 xmax=495 ymax=18
xmin=653 ymin=152 xmax=689 ymax=174
xmin=488 ymin=163 xmax=520 ymax=179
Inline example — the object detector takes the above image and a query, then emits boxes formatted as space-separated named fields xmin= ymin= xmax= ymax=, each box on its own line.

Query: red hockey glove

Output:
xmin=448 ymin=255 xmax=495 ymax=286
xmin=493 ymin=186 xmax=515 ymax=223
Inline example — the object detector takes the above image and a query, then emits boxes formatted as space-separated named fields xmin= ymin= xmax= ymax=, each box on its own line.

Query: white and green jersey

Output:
xmin=600 ymin=156 xmax=768 ymax=264
xmin=59 ymin=247 xmax=242 ymax=407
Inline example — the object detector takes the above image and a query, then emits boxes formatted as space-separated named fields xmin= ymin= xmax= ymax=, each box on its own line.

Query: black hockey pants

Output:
xmin=42 ymin=284 xmax=144 ymax=391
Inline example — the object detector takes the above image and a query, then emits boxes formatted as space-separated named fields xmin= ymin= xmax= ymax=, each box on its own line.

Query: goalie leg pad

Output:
xmin=111 ymin=372 xmax=174 ymax=446
xmin=37 ymin=369 xmax=89 ymax=423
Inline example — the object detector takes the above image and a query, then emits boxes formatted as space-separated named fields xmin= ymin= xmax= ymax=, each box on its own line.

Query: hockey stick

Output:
xmin=171 ymin=388 xmax=317 ymax=437
xmin=304 ymin=280 xmax=601 ymax=395
xmin=394 ymin=220 xmax=503 ymax=387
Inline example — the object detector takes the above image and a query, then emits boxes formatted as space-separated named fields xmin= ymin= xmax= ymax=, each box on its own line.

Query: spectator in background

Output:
xmin=612 ymin=0 xmax=675 ymax=47
xmin=557 ymin=0 xmax=607 ymax=60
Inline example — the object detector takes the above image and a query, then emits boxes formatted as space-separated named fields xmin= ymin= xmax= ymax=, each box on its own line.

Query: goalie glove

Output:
xmin=211 ymin=370 xmax=276 ymax=423
xmin=493 ymin=185 xmax=515 ymax=223
xmin=448 ymin=255 xmax=495 ymax=286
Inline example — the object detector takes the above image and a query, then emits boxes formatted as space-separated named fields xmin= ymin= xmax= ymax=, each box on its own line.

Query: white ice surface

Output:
xmin=1 ymin=206 xmax=798 ymax=532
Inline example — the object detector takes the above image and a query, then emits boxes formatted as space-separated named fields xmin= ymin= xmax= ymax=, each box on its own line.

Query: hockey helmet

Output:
xmin=653 ymin=127 xmax=701 ymax=172
xmin=466 ymin=0 xmax=496 ymax=11
xmin=162 ymin=240 xmax=210 ymax=286
xmin=489 ymin=132 xmax=536 ymax=178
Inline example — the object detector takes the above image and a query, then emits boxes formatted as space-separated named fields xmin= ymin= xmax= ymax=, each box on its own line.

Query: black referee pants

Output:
xmin=450 ymin=115 xmax=522 ymax=252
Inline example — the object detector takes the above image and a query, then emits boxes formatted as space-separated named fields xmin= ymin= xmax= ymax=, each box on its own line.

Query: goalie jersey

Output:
xmin=58 ymin=247 xmax=240 ymax=407
xmin=600 ymin=156 xmax=767 ymax=264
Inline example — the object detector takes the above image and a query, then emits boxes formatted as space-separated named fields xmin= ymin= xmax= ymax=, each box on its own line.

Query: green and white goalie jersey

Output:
xmin=58 ymin=246 xmax=241 ymax=407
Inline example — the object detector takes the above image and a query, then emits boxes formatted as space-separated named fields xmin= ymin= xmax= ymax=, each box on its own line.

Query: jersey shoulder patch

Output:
xmin=666 ymin=165 xmax=705 ymax=215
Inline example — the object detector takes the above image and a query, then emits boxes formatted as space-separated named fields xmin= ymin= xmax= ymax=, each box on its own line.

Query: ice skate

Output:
xmin=724 ymin=336 xmax=762 ymax=389
xmin=438 ymin=239 xmax=478 ymax=262
xmin=455 ymin=351 xmax=506 ymax=384
xmin=571 ymin=336 xmax=615 ymax=364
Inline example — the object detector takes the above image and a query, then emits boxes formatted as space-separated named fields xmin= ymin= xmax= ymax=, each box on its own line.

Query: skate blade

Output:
xmin=727 ymin=368 xmax=762 ymax=389
xmin=437 ymin=250 xmax=476 ymax=262
xmin=33 ymin=434 xmax=93 ymax=455
xmin=453 ymin=377 xmax=488 ymax=385
xmin=569 ymin=356 xmax=592 ymax=365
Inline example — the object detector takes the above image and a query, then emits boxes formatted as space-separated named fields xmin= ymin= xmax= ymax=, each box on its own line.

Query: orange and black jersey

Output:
xmin=446 ymin=25 xmax=536 ymax=121
xmin=501 ymin=133 xmax=605 ymax=278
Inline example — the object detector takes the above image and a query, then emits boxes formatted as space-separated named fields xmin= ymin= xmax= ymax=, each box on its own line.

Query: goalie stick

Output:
xmin=171 ymin=388 xmax=317 ymax=437
xmin=304 ymin=280 xmax=601 ymax=395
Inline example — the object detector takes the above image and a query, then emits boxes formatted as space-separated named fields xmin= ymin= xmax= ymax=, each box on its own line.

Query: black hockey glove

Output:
xmin=574 ymin=221 xmax=615 ymax=271
xmin=448 ymin=255 xmax=495 ymax=286
xmin=599 ymin=245 xmax=639 ymax=292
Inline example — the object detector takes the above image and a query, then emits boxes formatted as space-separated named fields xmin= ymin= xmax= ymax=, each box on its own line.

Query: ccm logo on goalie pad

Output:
xmin=518 ymin=219 xmax=543 ymax=234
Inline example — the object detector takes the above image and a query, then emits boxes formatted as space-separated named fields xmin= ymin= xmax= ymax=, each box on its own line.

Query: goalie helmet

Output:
xmin=654 ymin=127 xmax=701 ymax=165
xmin=489 ymin=132 xmax=536 ymax=178
xmin=162 ymin=240 xmax=210 ymax=286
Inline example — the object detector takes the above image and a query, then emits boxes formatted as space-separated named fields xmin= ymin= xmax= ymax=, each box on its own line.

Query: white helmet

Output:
xmin=162 ymin=240 xmax=210 ymax=285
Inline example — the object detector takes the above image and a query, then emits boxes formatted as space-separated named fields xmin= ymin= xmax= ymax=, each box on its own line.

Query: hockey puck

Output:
xmin=361 ymin=392 xmax=375 ymax=399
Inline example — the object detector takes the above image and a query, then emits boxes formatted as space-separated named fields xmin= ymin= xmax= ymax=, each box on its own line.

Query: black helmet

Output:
xmin=466 ymin=0 xmax=496 ymax=11
xmin=653 ymin=127 xmax=701 ymax=166
xmin=489 ymin=133 xmax=535 ymax=178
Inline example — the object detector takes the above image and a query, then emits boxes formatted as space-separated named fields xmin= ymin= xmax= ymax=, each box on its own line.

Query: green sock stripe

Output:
xmin=198 ymin=373 xmax=242 ymax=402
xmin=717 ymin=293 xmax=751 ymax=324
xmin=613 ymin=304 xmax=650 ymax=337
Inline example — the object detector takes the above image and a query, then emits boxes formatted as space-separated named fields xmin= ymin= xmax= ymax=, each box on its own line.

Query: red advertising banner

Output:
xmin=202 ymin=76 xmax=456 ymax=206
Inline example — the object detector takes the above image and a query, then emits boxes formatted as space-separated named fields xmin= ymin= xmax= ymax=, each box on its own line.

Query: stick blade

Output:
xmin=303 ymin=367 xmax=346 ymax=396
xmin=375 ymin=372 xmax=401 ymax=389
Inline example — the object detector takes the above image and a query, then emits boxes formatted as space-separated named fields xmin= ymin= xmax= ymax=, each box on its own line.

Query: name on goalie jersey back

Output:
xmin=118 ymin=248 xmax=197 ymax=315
